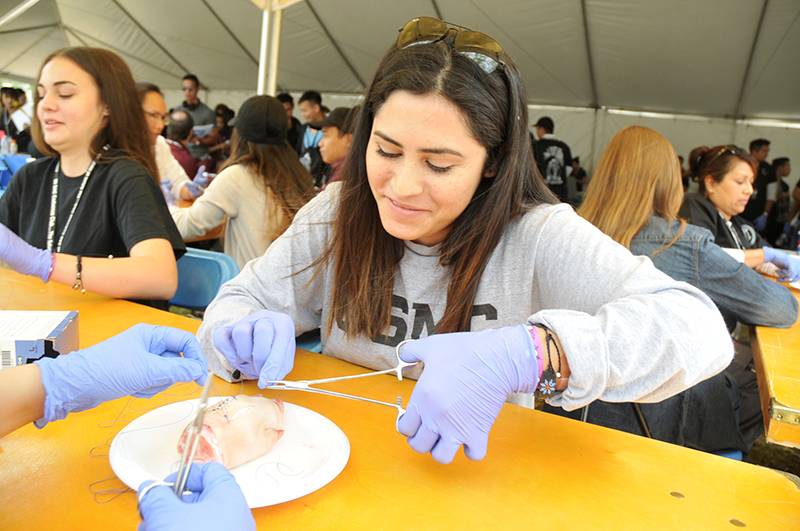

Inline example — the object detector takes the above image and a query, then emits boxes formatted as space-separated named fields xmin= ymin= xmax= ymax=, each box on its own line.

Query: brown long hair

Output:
xmin=579 ymin=126 xmax=685 ymax=253
xmin=31 ymin=47 xmax=158 ymax=181
xmin=317 ymin=41 xmax=555 ymax=339
xmin=223 ymin=130 xmax=315 ymax=239
xmin=690 ymin=145 xmax=757 ymax=195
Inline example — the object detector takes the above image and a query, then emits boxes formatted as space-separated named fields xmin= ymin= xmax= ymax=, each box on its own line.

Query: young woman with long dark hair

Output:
xmin=170 ymin=95 xmax=315 ymax=268
xmin=0 ymin=47 xmax=185 ymax=303
xmin=198 ymin=17 xmax=733 ymax=464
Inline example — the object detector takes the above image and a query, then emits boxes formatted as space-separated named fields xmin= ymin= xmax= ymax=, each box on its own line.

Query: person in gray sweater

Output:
xmin=577 ymin=126 xmax=797 ymax=453
xmin=198 ymin=17 xmax=733 ymax=465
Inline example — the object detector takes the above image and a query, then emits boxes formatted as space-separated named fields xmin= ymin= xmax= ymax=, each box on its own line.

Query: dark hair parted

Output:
xmin=32 ymin=47 xmax=158 ymax=182
xmin=773 ymin=157 xmax=790 ymax=171
xmin=691 ymin=145 xmax=757 ymax=195
xmin=182 ymin=74 xmax=199 ymax=87
xmin=749 ymin=138 xmax=770 ymax=152
xmin=317 ymin=41 xmax=556 ymax=338
xmin=223 ymin=130 xmax=315 ymax=239
xmin=136 ymin=82 xmax=162 ymax=100
xmin=276 ymin=92 xmax=294 ymax=106
xmin=299 ymin=90 xmax=322 ymax=106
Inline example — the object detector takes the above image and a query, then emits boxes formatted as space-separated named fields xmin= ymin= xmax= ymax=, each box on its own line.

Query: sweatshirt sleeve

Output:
xmin=197 ymin=183 xmax=336 ymax=379
xmin=170 ymin=165 xmax=244 ymax=240
xmin=526 ymin=207 xmax=733 ymax=411
xmin=154 ymin=136 xmax=191 ymax=197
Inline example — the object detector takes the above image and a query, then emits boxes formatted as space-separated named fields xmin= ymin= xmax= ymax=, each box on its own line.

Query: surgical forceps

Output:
xmin=262 ymin=340 xmax=418 ymax=428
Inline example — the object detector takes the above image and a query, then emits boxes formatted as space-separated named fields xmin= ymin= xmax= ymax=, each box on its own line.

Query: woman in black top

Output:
xmin=0 ymin=47 xmax=184 ymax=302
xmin=681 ymin=145 xmax=799 ymax=281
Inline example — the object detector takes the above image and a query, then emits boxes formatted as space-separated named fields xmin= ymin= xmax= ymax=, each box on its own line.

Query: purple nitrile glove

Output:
xmin=0 ymin=223 xmax=53 ymax=282
xmin=160 ymin=180 xmax=175 ymax=206
xmin=753 ymin=213 xmax=768 ymax=233
xmin=212 ymin=310 xmax=296 ymax=388
xmin=138 ymin=462 xmax=255 ymax=531
xmin=184 ymin=165 xmax=209 ymax=199
xmin=396 ymin=325 xmax=539 ymax=464
xmin=35 ymin=324 xmax=208 ymax=427
xmin=763 ymin=246 xmax=800 ymax=282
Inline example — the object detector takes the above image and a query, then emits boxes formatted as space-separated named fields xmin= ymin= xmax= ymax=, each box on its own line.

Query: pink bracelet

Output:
xmin=527 ymin=325 xmax=545 ymax=381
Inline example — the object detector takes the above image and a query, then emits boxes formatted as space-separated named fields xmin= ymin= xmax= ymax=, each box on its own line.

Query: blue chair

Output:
xmin=296 ymin=328 xmax=322 ymax=353
xmin=714 ymin=450 xmax=743 ymax=461
xmin=170 ymin=248 xmax=239 ymax=310
xmin=0 ymin=158 xmax=11 ymax=190
xmin=3 ymin=154 xmax=31 ymax=175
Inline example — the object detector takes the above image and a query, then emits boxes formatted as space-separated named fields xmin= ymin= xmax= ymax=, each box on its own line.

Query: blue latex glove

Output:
xmin=185 ymin=165 xmax=208 ymax=198
xmin=763 ymin=246 xmax=800 ymax=282
xmin=212 ymin=310 xmax=295 ymax=387
xmin=138 ymin=462 xmax=254 ymax=531
xmin=397 ymin=325 xmax=539 ymax=464
xmin=160 ymin=180 xmax=175 ymax=206
xmin=35 ymin=324 xmax=208 ymax=426
xmin=753 ymin=213 xmax=768 ymax=233
xmin=0 ymin=223 xmax=53 ymax=282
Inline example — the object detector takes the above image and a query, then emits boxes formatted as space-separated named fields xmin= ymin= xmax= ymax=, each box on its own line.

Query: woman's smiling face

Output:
xmin=366 ymin=90 xmax=488 ymax=246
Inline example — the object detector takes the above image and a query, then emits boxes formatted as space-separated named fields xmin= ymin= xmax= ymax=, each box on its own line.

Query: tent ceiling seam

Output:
xmin=0 ymin=26 xmax=56 ymax=73
xmin=744 ymin=6 xmax=800 ymax=103
xmin=110 ymin=0 xmax=195 ymax=84
xmin=63 ymin=24 xmax=88 ymax=46
xmin=0 ymin=22 xmax=58 ymax=36
xmin=200 ymin=0 xmax=258 ymax=66
xmin=431 ymin=0 xmax=442 ymax=19
xmin=733 ymin=0 xmax=769 ymax=119
xmin=580 ymin=0 xmax=598 ymax=108
xmin=65 ymin=25 xmax=182 ymax=80
xmin=305 ymin=0 xmax=365 ymax=89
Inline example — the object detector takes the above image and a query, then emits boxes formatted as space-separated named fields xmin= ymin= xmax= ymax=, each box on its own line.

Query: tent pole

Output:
xmin=0 ymin=0 xmax=40 ymax=30
xmin=266 ymin=7 xmax=282 ymax=96
xmin=256 ymin=1 xmax=273 ymax=95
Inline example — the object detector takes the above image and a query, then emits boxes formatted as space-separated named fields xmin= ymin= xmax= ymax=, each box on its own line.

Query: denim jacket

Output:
xmin=544 ymin=215 xmax=797 ymax=452
xmin=631 ymin=216 xmax=797 ymax=330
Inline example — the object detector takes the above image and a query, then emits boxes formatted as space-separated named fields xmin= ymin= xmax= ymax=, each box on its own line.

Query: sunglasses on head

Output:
xmin=396 ymin=16 xmax=505 ymax=74
xmin=708 ymin=145 xmax=744 ymax=165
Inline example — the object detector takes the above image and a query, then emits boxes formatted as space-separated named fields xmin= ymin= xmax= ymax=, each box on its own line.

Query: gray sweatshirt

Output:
xmin=198 ymin=182 xmax=733 ymax=411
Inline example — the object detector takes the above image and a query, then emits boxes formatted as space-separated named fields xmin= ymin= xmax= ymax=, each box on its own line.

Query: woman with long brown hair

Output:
xmin=577 ymin=126 xmax=796 ymax=453
xmin=0 ymin=47 xmax=184 ymax=303
xmin=198 ymin=17 xmax=733 ymax=465
xmin=170 ymin=95 xmax=315 ymax=268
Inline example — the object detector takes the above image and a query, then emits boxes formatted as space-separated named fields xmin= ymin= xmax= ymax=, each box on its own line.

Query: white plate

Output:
xmin=109 ymin=397 xmax=350 ymax=508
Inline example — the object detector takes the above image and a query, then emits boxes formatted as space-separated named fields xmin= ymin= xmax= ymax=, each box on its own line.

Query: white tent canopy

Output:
xmin=2 ymin=0 xmax=799 ymax=180
xmin=2 ymin=0 xmax=799 ymax=120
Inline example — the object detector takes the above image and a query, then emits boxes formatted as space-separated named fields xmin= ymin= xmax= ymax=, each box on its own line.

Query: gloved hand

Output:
xmin=397 ymin=325 xmax=539 ymax=464
xmin=763 ymin=246 xmax=800 ymax=282
xmin=185 ymin=165 xmax=208 ymax=198
xmin=138 ymin=462 xmax=255 ymax=531
xmin=0 ymin=223 xmax=53 ymax=282
xmin=160 ymin=180 xmax=175 ymax=206
xmin=212 ymin=310 xmax=295 ymax=387
xmin=753 ymin=213 xmax=768 ymax=233
xmin=35 ymin=324 xmax=208 ymax=426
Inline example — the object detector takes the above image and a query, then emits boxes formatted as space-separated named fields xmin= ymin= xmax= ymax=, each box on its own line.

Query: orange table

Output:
xmin=2 ymin=268 xmax=799 ymax=530
xmin=753 ymin=288 xmax=800 ymax=448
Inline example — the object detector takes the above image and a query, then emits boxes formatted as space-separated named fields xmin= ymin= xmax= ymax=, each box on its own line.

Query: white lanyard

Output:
xmin=47 ymin=157 xmax=99 ymax=253
xmin=720 ymin=214 xmax=745 ymax=250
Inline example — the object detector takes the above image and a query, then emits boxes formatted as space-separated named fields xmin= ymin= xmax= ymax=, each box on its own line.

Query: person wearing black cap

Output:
xmin=313 ymin=106 xmax=359 ymax=187
xmin=532 ymin=116 xmax=573 ymax=202
xmin=170 ymin=95 xmax=315 ymax=268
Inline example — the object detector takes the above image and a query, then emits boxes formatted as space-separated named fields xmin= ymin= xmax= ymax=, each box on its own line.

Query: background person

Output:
xmin=197 ymin=17 xmax=733 ymax=465
xmin=0 ymin=47 xmax=185 ymax=305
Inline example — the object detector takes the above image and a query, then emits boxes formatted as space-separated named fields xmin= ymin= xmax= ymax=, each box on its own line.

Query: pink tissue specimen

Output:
xmin=178 ymin=395 xmax=285 ymax=469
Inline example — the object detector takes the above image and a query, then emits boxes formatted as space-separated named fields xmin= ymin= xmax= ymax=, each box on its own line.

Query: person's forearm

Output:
xmin=0 ymin=364 xmax=45 ymax=438
xmin=50 ymin=254 xmax=177 ymax=299
xmin=744 ymin=248 xmax=766 ymax=268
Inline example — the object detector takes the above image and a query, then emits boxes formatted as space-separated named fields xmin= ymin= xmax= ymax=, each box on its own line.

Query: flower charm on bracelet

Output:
xmin=538 ymin=378 xmax=556 ymax=395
